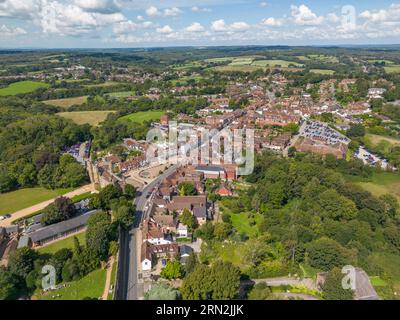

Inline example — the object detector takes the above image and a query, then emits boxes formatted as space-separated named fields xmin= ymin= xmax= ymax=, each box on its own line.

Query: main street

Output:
xmin=119 ymin=164 xmax=179 ymax=300
xmin=118 ymin=119 xmax=235 ymax=300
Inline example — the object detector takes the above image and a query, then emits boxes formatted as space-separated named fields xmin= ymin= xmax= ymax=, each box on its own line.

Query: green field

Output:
xmin=106 ymin=91 xmax=135 ymax=98
xmin=368 ymin=59 xmax=395 ymax=65
xmin=347 ymin=172 xmax=400 ymax=201
xmin=365 ymin=134 xmax=400 ymax=146
xmin=384 ymin=65 xmax=400 ymax=74
xmin=119 ymin=110 xmax=165 ymax=123
xmin=252 ymin=59 xmax=304 ymax=68
xmin=0 ymin=187 xmax=73 ymax=215
xmin=0 ymin=81 xmax=49 ymax=96
xmin=38 ymin=232 xmax=86 ymax=255
xmin=229 ymin=212 xmax=263 ymax=238
xmin=85 ymin=81 xmax=121 ymax=88
xmin=44 ymin=96 xmax=88 ymax=108
xmin=307 ymin=54 xmax=339 ymax=63
xmin=310 ymin=69 xmax=335 ymax=75
xmin=57 ymin=111 xmax=115 ymax=126
xmin=37 ymin=268 xmax=107 ymax=300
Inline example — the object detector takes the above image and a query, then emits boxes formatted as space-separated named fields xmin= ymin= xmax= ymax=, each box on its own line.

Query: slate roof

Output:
xmin=28 ymin=210 xmax=97 ymax=243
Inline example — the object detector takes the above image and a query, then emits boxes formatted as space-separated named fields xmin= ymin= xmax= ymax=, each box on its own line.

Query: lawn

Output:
xmin=38 ymin=232 xmax=86 ymax=255
xmin=229 ymin=212 xmax=263 ymax=238
xmin=57 ymin=111 xmax=115 ymax=126
xmin=85 ymin=81 xmax=121 ymax=88
xmin=0 ymin=81 xmax=49 ymax=96
xmin=119 ymin=110 xmax=165 ymax=123
xmin=310 ymin=69 xmax=335 ymax=75
xmin=347 ymin=172 xmax=400 ymax=201
xmin=384 ymin=65 xmax=400 ymax=74
xmin=0 ymin=187 xmax=73 ymax=215
xmin=37 ymin=268 xmax=107 ymax=300
xmin=44 ymin=96 xmax=88 ymax=108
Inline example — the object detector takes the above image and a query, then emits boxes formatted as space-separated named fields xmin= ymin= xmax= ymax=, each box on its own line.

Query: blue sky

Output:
xmin=0 ymin=0 xmax=400 ymax=48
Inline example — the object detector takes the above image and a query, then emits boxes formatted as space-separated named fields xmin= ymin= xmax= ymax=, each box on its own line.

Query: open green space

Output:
xmin=0 ymin=187 xmax=74 ymax=215
xmin=252 ymin=59 xmax=304 ymax=68
xmin=38 ymin=232 xmax=86 ymax=255
xmin=368 ymin=59 xmax=395 ymax=65
xmin=37 ymin=268 xmax=107 ymax=300
xmin=365 ymin=134 xmax=400 ymax=146
xmin=57 ymin=110 xmax=115 ymax=126
xmin=346 ymin=171 xmax=400 ymax=201
xmin=106 ymin=91 xmax=135 ymax=98
xmin=119 ymin=110 xmax=165 ymax=123
xmin=0 ymin=81 xmax=49 ymax=96
xmin=307 ymin=54 xmax=339 ymax=63
xmin=228 ymin=212 xmax=263 ymax=238
xmin=44 ymin=96 xmax=88 ymax=108
xmin=309 ymin=69 xmax=335 ymax=75
xmin=384 ymin=65 xmax=400 ymax=74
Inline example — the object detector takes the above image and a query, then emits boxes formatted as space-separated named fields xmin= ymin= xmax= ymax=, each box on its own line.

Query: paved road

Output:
xmin=120 ymin=164 xmax=179 ymax=300
xmin=119 ymin=120 xmax=235 ymax=300
xmin=0 ymin=184 xmax=95 ymax=227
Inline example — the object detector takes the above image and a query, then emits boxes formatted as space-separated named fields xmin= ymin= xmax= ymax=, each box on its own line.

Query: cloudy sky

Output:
xmin=0 ymin=0 xmax=400 ymax=48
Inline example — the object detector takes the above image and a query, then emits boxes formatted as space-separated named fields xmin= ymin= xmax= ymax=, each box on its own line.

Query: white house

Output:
xmin=176 ymin=223 xmax=188 ymax=238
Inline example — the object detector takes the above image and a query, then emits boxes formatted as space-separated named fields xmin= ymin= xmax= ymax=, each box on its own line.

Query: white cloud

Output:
xmin=191 ymin=6 xmax=211 ymax=13
xmin=0 ymin=24 xmax=27 ymax=37
xmin=164 ymin=7 xmax=182 ymax=17
xmin=262 ymin=17 xmax=283 ymax=27
xmin=146 ymin=5 xmax=182 ymax=17
xmin=146 ymin=5 xmax=160 ymax=17
xmin=291 ymin=4 xmax=324 ymax=26
xmin=360 ymin=4 xmax=400 ymax=24
xmin=211 ymin=19 xmax=227 ymax=31
xmin=186 ymin=22 xmax=204 ymax=32
xmin=113 ymin=20 xmax=138 ymax=34
xmin=260 ymin=2 xmax=268 ymax=7
xmin=115 ymin=34 xmax=142 ymax=43
xmin=211 ymin=19 xmax=250 ymax=32
xmin=137 ymin=15 xmax=144 ymax=21
xmin=73 ymin=0 xmax=121 ymax=13
xmin=156 ymin=25 xmax=173 ymax=34
xmin=230 ymin=21 xmax=250 ymax=31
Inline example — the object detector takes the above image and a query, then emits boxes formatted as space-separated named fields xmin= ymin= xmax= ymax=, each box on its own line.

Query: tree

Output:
xmin=160 ymin=259 xmax=183 ymax=280
xmin=144 ymin=283 xmax=181 ymax=300
xmin=194 ymin=222 xmax=215 ymax=241
xmin=124 ymin=184 xmax=136 ymax=199
xmin=180 ymin=208 xmax=198 ymax=231
xmin=50 ymin=248 xmax=73 ymax=282
xmin=287 ymin=146 xmax=296 ymax=158
xmin=86 ymin=211 xmax=113 ymax=260
xmin=306 ymin=237 xmax=351 ymax=271
xmin=322 ymin=267 xmax=354 ymax=300
xmin=98 ymin=184 xmax=123 ymax=209
xmin=213 ymin=222 xmax=232 ymax=241
xmin=181 ymin=261 xmax=240 ymax=300
xmin=41 ymin=196 xmax=77 ymax=225
xmin=184 ymin=252 xmax=198 ymax=275
xmin=317 ymin=189 xmax=357 ymax=221
xmin=113 ymin=205 xmax=135 ymax=228
xmin=347 ymin=124 xmax=365 ymax=138
xmin=178 ymin=182 xmax=197 ymax=196
xmin=0 ymin=267 xmax=19 ymax=300
xmin=8 ymin=247 xmax=38 ymax=278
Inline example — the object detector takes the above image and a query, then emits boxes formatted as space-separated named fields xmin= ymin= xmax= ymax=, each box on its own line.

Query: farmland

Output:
xmin=119 ymin=110 xmax=165 ymax=123
xmin=44 ymin=96 xmax=88 ymax=108
xmin=384 ymin=65 xmax=400 ymax=74
xmin=310 ymin=69 xmax=335 ymax=75
xmin=0 ymin=81 xmax=49 ymax=96
xmin=57 ymin=111 xmax=115 ymax=126
xmin=0 ymin=187 xmax=73 ymax=215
